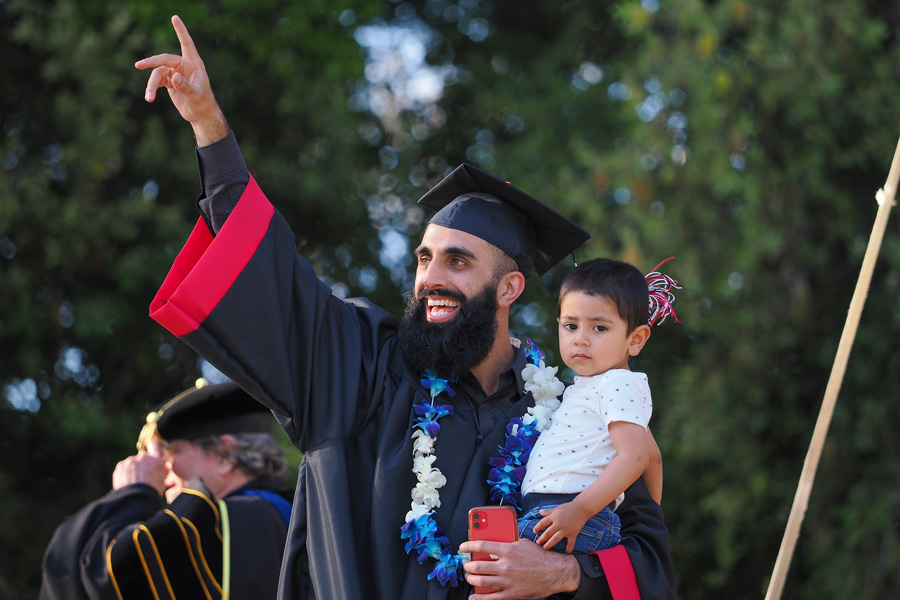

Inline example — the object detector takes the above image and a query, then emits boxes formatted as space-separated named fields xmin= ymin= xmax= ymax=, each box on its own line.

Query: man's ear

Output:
xmin=627 ymin=324 xmax=651 ymax=357
xmin=217 ymin=434 xmax=238 ymax=472
xmin=497 ymin=271 xmax=526 ymax=308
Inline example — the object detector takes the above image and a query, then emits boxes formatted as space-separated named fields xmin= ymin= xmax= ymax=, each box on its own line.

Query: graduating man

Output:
xmin=41 ymin=380 xmax=292 ymax=600
xmin=136 ymin=15 xmax=675 ymax=600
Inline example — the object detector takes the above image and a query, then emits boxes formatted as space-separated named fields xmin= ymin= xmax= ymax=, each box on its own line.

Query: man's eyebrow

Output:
xmin=413 ymin=245 xmax=478 ymax=260
xmin=444 ymin=246 xmax=477 ymax=259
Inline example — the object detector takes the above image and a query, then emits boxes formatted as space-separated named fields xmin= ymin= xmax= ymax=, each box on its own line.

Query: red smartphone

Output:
xmin=467 ymin=505 xmax=519 ymax=594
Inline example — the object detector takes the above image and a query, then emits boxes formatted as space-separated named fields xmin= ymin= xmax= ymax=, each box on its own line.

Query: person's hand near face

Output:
xmin=112 ymin=438 xmax=167 ymax=495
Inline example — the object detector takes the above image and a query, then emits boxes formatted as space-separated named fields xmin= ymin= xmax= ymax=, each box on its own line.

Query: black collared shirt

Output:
xmin=458 ymin=344 xmax=527 ymax=437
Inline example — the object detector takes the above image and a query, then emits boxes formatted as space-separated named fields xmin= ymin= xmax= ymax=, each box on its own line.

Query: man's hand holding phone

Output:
xmin=462 ymin=506 xmax=580 ymax=599
xmin=459 ymin=538 xmax=581 ymax=599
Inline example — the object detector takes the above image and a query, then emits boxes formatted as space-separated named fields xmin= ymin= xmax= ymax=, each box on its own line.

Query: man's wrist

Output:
xmin=193 ymin=109 xmax=230 ymax=147
xmin=549 ymin=553 xmax=610 ymax=600
xmin=556 ymin=553 xmax=583 ymax=594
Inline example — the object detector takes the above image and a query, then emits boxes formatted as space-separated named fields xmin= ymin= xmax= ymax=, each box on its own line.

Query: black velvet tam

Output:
xmin=153 ymin=381 xmax=273 ymax=442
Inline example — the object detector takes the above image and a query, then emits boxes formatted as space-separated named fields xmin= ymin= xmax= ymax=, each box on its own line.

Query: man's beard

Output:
xmin=397 ymin=280 xmax=500 ymax=377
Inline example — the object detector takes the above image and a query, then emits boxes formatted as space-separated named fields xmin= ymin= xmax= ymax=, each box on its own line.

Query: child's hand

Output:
xmin=531 ymin=501 xmax=592 ymax=554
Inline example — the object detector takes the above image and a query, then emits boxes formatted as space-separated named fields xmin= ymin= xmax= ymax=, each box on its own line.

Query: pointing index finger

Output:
xmin=171 ymin=15 xmax=200 ymax=61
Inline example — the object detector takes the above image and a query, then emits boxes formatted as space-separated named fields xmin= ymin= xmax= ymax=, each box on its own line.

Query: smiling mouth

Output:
xmin=426 ymin=297 xmax=461 ymax=322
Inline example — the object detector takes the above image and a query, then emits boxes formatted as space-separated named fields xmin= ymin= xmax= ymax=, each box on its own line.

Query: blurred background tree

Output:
xmin=2 ymin=0 xmax=899 ymax=598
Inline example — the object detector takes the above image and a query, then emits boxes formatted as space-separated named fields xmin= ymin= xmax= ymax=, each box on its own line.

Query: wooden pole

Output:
xmin=764 ymin=136 xmax=900 ymax=600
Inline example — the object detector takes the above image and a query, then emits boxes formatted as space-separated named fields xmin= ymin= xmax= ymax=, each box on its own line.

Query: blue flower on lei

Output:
xmin=523 ymin=339 xmax=545 ymax=365
xmin=401 ymin=512 xmax=449 ymax=563
xmin=414 ymin=372 xmax=454 ymax=438
xmin=421 ymin=371 xmax=456 ymax=399
xmin=487 ymin=417 xmax=540 ymax=508
xmin=413 ymin=400 xmax=453 ymax=438
xmin=429 ymin=548 xmax=466 ymax=587
xmin=500 ymin=418 xmax=540 ymax=462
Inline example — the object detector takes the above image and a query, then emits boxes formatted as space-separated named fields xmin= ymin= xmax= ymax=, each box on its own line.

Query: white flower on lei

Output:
xmin=413 ymin=477 xmax=444 ymax=507
xmin=411 ymin=429 xmax=436 ymax=456
xmin=406 ymin=501 xmax=431 ymax=521
xmin=413 ymin=453 xmax=437 ymax=474
xmin=407 ymin=432 xmax=448 ymax=521
xmin=521 ymin=359 xmax=564 ymax=431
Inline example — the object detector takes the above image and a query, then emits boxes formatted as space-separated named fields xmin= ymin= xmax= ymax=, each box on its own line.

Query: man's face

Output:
xmin=413 ymin=225 xmax=502 ymax=323
xmin=398 ymin=225 xmax=504 ymax=376
xmin=162 ymin=439 xmax=226 ymax=503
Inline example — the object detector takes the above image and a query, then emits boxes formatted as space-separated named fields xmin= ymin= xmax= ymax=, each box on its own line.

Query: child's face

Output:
xmin=557 ymin=291 xmax=649 ymax=377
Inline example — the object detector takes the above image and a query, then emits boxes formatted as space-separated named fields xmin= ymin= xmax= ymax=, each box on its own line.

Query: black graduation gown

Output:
xmin=40 ymin=480 xmax=288 ymax=600
xmin=148 ymin=175 xmax=676 ymax=600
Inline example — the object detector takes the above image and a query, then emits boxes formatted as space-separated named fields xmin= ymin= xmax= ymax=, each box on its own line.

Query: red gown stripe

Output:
xmin=149 ymin=174 xmax=274 ymax=337
xmin=594 ymin=545 xmax=641 ymax=600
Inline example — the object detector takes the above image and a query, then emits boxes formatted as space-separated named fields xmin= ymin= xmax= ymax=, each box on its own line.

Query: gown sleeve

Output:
xmin=149 ymin=174 xmax=397 ymax=451
xmin=42 ymin=480 xmax=286 ymax=600
xmin=40 ymin=484 xmax=162 ymax=600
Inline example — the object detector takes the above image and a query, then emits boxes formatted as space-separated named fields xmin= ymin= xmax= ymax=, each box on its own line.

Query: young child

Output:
xmin=518 ymin=257 xmax=678 ymax=554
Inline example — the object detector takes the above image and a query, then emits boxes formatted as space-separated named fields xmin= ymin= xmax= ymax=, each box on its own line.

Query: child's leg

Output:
xmin=518 ymin=502 xmax=621 ymax=554
xmin=568 ymin=507 xmax=621 ymax=553
xmin=517 ymin=504 xmax=545 ymax=543
xmin=517 ymin=492 xmax=579 ymax=544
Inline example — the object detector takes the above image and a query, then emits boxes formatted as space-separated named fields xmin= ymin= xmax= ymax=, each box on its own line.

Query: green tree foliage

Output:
xmin=3 ymin=0 xmax=900 ymax=598
xmin=1 ymin=0 xmax=383 ymax=594
xmin=352 ymin=0 xmax=900 ymax=597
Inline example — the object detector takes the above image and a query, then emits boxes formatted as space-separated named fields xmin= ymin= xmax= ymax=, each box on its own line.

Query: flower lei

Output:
xmin=400 ymin=340 xmax=564 ymax=587
xmin=400 ymin=372 xmax=465 ymax=586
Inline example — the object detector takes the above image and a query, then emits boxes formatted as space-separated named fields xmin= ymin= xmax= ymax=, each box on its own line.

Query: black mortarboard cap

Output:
xmin=417 ymin=163 xmax=590 ymax=277
xmin=138 ymin=380 xmax=273 ymax=449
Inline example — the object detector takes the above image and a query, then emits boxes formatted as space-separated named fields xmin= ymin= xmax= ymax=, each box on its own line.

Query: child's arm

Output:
xmin=643 ymin=428 xmax=663 ymax=505
xmin=532 ymin=421 xmax=650 ymax=553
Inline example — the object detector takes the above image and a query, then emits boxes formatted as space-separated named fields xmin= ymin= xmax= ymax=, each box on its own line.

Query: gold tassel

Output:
xmin=136 ymin=378 xmax=210 ymax=453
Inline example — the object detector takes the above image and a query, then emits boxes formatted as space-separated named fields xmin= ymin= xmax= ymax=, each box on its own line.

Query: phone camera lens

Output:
xmin=473 ymin=522 xmax=480 ymax=528
xmin=472 ymin=513 xmax=480 ymax=520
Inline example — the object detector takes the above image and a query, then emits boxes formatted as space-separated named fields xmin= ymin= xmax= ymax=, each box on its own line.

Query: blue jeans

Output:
xmin=517 ymin=492 xmax=621 ymax=554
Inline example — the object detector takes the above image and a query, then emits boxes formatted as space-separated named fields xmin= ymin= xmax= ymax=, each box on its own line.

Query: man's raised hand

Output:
xmin=112 ymin=453 xmax=167 ymax=496
xmin=135 ymin=15 xmax=229 ymax=146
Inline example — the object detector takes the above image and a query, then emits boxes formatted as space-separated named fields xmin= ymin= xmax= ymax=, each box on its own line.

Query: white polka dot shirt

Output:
xmin=521 ymin=370 xmax=652 ymax=501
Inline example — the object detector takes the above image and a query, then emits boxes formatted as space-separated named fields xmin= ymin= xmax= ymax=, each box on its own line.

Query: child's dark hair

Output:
xmin=559 ymin=258 xmax=649 ymax=333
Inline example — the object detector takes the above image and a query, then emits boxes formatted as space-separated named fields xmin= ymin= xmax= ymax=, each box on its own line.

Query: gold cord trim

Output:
xmin=106 ymin=538 xmax=125 ymax=600
xmin=181 ymin=517 xmax=224 ymax=594
xmin=164 ymin=509 xmax=214 ymax=600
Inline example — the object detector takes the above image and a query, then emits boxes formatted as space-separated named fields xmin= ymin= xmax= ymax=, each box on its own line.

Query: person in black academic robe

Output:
xmin=40 ymin=381 xmax=292 ymax=600
xmin=135 ymin=16 xmax=676 ymax=600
